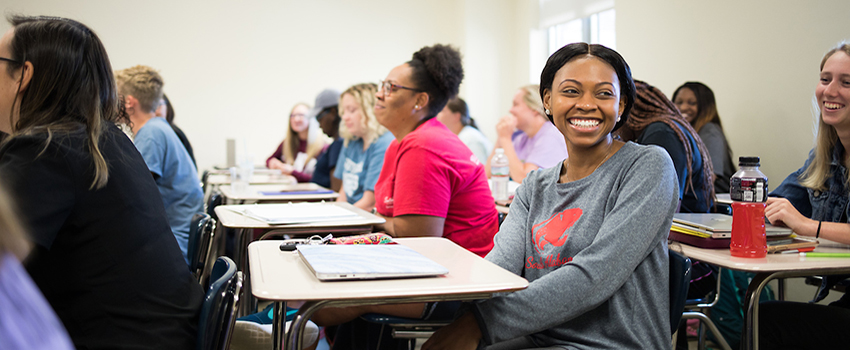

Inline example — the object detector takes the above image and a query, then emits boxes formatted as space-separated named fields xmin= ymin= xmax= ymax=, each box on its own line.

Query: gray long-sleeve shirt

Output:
xmin=472 ymin=142 xmax=678 ymax=349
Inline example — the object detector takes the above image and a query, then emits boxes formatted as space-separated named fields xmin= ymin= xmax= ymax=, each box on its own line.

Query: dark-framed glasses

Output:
xmin=379 ymin=80 xmax=422 ymax=98
xmin=0 ymin=57 xmax=21 ymax=65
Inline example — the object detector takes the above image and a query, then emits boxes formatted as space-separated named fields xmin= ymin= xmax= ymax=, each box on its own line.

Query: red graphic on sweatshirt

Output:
xmin=531 ymin=208 xmax=582 ymax=254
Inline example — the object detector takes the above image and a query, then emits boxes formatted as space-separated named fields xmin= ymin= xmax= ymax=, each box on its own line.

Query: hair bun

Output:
xmin=412 ymin=44 xmax=463 ymax=98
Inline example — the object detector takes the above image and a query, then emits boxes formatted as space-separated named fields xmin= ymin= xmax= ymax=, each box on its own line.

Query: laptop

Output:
xmin=673 ymin=213 xmax=793 ymax=239
xmin=297 ymin=244 xmax=449 ymax=281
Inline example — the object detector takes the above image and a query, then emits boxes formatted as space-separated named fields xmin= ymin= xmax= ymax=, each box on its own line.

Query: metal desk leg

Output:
xmin=285 ymin=300 xmax=333 ymax=350
xmin=273 ymin=301 xmax=286 ymax=350
xmin=743 ymin=272 xmax=780 ymax=350
xmin=236 ymin=228 xmax=256 ymax=316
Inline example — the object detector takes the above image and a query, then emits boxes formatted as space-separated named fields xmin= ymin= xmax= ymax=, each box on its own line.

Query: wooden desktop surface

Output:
xmin=248 ymin=237 xmax=528 ymax=301
xmin=670 ymin=238 xmax=850 ymax=350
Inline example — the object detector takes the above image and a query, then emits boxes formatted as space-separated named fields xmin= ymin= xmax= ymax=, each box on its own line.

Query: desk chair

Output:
xmin=188 ymin=213 xmax=217 ymax=287
xmin=680 ymin=267 xmax=732 ymax=350
xmin=669 ymin=249 xmax=692 ymax=338
xmin=197 ymin=256 xmax=243 ymax=350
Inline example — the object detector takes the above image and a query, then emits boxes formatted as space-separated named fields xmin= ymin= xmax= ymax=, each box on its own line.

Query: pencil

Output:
xmin=800 ymin=252 xmax=850 ymax=258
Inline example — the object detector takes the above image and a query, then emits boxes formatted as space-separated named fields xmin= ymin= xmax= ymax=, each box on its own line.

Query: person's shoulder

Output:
xmin=374 ymin=131 xmax=394 ymax=147
xmin=1 ymin=127 xmax=87 ymax=158
xmin=522 ymin=163 xmax=561 ymax=188
xmin=619 ymin=142 xmax=675 ymax=169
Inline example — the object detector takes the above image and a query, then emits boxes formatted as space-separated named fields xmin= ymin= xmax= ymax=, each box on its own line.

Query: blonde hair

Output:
xmin=519 ymin=84 xmax=546 ymax=118
xmin=283 ymin=103 xmax=328 ymax=165
xmin=800 ymin=43 xmax=850 ymax=191
xmin=339 ymin=83 xmax=388 ymax=148
xmin=0 ymin=183 xmax=30 ymax=262
xmin=114 ymin=65 xmax=164 ymax=113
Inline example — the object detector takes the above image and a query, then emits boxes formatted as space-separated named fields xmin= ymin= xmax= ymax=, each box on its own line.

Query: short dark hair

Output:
xmin=445 ymin=97 xmax=478 ymax=129
xmin=539 ymin=43 xmax=635 ymax=132
xmin=407 ymin=44 xmax=464 ymax=120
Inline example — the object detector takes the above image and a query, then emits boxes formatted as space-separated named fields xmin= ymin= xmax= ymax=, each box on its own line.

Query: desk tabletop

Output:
xmin=670 ymin=239 xmax=850 ymax=273
xmin=206 ymin=173 xmax=297 ymax=185
xmin=215 ymin=202 xmax=384 ymax=230
xmin=248 ymin=237 xmax=528 ymax=301
xmin=219 ymin=184 xmax=339 ymax=202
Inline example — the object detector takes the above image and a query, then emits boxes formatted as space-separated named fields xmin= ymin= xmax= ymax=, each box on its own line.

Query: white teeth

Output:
xmin=825 ymin=102 xmax=844 ymax=110
xmin=570 ymin=119 xmax=600 ymax=128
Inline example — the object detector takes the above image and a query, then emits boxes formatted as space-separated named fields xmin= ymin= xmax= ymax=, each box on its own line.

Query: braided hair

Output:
xmin=615 ymin=80 xmax=715 ymax=208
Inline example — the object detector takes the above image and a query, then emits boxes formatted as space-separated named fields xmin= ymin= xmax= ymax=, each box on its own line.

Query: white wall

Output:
xmin=5 ymin=0 xmax=849 ymax=185
xmin=1 ymin=0 xmax=526 ymax=172
xmin=617 ymin=0 xmax=850 ymax=184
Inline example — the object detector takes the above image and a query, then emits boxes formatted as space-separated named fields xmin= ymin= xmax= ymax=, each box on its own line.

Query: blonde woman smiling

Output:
xmin=334 ymin=83 xmax=393 ymax=210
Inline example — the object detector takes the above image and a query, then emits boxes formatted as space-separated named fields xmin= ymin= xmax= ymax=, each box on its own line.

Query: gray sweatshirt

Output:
xmin=472 ymin=142 xmax=678 ymax=349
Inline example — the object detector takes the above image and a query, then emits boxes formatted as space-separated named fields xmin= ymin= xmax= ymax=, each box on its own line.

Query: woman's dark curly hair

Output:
xmin=407 ymin=44 xmax=464 ymax=120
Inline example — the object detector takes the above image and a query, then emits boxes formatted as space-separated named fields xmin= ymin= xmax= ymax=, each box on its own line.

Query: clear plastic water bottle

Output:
xmin=491 ymin=148 xmax=510 ymax=201
xmin=730 ymin=156 xmax=768 ymax=202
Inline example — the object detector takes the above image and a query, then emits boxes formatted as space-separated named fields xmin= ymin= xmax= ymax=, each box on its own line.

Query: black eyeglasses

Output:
xmin=0 ymin=57 xmax=21 ymax=64
xmin=379 ymin=80 xmax=422 ymax=98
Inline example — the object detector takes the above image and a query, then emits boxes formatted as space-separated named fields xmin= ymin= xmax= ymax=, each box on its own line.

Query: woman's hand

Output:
xmin=268 ymin=158 xmax=294 ymax=175
xmin=421 ymin=312 xmax=481 ymax=350
xmin=765 ymin=197 xmax=814 ymax=235
xmin=496 ymin=115 xmax=517 ymax=141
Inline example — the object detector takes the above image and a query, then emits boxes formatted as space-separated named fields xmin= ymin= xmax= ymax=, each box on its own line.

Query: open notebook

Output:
xmin=242 ymin=203 xmax=359 ymax=224
xmin=297 ymin=244 xmax=449 ymax=281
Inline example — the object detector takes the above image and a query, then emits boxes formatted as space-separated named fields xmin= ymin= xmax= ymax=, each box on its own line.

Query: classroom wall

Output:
xmin=0 ymin=0 xmax=526 ymax=172
xmin=616 ymin=0 xmax=850 ymax=185
xmin=4 ymin=0 xmax=850 ymax=184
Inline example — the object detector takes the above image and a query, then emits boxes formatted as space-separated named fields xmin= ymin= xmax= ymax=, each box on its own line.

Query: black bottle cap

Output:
xmin=738 ymin=156 xmax=760 ymax=167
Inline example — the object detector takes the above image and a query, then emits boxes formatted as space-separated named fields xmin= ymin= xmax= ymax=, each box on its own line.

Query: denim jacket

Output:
xmin=771 ymin=147 xmax=849 ymax=223
xmin=771 ymin=146 xmax=850 ymax=302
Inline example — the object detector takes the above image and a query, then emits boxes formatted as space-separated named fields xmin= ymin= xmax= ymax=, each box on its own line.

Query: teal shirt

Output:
xmin=334 ymin=132 xmax=393 ymax=204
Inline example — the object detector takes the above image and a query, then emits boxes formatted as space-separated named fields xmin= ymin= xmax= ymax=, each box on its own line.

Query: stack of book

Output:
xmin=669 ymin=213 xmax=817 ymax=252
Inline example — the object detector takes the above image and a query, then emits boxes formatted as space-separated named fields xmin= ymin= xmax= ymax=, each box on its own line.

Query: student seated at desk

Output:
xmin=672 ymin=82 xmax=736 ymax=193
xmin=759 ymin=43 xmax=850 ymax=349
xmin=267 ymin=102 xmax=330 ymax=182
xmin=436 ymin=97 xmax=492 ymax=164
xmin=310 ymin=88 xmax=343 ymax=191
xmin=423 ymin=42 xmax=678 ymax=350
xmin=485 ymin=85 xmax=568 ymax=183
xmin=0 ymin=16 xmax=202 ymax=349
xmin=335 ymin=83 xmax=393 ymax=211
xmin=311 ymin=44 xmax=499 ymax=350
xmin=615 ymin=80 xmax=715 ymax=214
xmin=116 ymin=65 xmax=204 ymax=265
xmin=157 ymin=93 xmax=197 ymax=168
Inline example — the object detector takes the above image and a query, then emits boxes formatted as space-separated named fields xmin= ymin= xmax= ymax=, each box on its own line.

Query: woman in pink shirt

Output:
xmin=312 ymin=44 xmax=499 ymax=350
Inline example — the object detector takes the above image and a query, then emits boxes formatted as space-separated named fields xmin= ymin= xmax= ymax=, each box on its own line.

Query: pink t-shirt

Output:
xmin=375 ymin=118 xmax=498 ymax=257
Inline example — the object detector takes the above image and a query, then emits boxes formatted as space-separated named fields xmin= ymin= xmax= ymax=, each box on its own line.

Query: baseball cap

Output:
xmin=306 ymin=88 xmax=341 ymax=120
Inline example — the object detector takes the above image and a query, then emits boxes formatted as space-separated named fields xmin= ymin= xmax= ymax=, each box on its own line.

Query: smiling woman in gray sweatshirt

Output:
xmin=423 ymin=43 xmax=679 ymax=350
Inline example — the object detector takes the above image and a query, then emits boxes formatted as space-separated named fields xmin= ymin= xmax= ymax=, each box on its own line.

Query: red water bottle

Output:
xmin=730 ymin=202 xmax=767 ymax=258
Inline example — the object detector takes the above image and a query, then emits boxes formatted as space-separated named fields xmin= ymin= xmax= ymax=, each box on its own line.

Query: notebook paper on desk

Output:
xmin=243 ymin=203 xmax=359 ymax=224
xmin=297 ymin=244 xmax=449 ymax=281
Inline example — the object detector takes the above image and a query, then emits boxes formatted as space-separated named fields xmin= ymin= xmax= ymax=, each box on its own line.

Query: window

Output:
xmin=547 ymin=8 xmax=616 ymax=56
